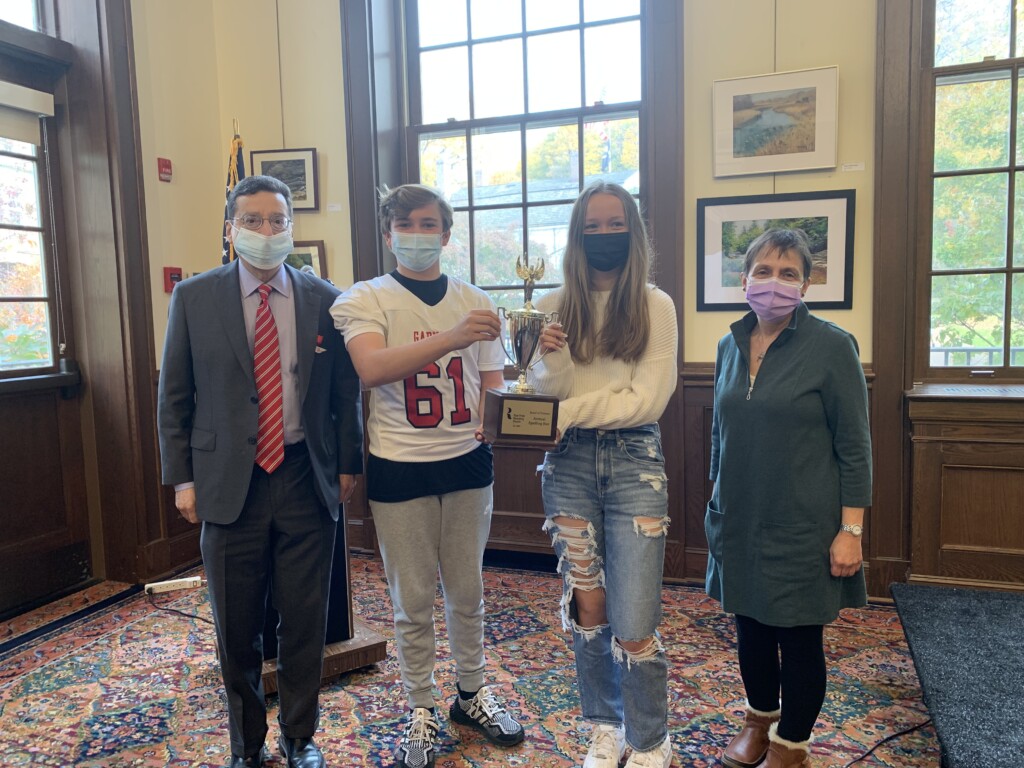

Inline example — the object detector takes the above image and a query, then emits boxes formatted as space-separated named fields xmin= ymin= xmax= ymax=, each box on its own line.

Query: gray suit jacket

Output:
xmin=157 ymin=260 xmax=362 ymax=523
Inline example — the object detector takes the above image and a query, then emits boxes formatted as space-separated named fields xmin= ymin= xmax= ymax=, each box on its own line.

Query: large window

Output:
xmin=926 ymin=0 xmax=1024 ymax=373
xmin=0 ymin=134 xmax=56 ymax=374
xmin=407 ymin=0 xmax=642 ymax=306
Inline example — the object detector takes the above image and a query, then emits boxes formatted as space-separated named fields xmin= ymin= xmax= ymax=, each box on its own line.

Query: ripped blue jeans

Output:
xmin=540 ymin=424 xmax=669 ymax=752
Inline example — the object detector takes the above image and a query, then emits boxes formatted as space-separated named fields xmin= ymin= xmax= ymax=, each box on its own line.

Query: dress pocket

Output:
xmin=755 ymin=520 xmax=826 ymax=607
xmin=704 ymin=498 xmax=724 ymax=563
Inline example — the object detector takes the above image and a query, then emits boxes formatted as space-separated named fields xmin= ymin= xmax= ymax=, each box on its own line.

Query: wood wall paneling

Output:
xmin=867 ymin=0 xmax=922 ymax=596
xmin=908 ymin=392 xmax=1024 ymax=590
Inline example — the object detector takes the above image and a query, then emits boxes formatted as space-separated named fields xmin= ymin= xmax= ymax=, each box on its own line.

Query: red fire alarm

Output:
xmin=157 ymin=157 xmax=172 ymax=182
xmin=163 ymin=266 xmax=183 ymax=292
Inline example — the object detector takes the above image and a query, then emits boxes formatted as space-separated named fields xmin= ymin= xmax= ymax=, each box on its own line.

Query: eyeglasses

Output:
xmin=232 ymin=213 xmax=292 ymax=233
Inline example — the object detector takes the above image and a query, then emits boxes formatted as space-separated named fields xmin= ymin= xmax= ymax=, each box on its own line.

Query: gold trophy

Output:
xmin=482 ymin=254 xmax=560 ymax=446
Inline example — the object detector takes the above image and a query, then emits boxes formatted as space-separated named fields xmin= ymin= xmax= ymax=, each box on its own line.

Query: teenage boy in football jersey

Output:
xmin=330 ymin=184 xmax=524 ymax=768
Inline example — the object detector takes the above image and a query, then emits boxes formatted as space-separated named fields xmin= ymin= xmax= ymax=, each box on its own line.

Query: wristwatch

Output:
xmin=840 ymin=523 xmax=863 ymax=537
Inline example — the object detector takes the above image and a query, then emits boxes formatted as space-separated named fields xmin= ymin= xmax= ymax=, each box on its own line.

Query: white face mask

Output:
xmin=390 ymin=231 xmax=442 ymax=272
xmin=232 ymin=227 xmax=293 ymax=270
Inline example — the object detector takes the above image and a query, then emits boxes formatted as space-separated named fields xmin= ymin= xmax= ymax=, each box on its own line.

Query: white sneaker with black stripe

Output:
xmin=448 ymin=685 xmax=525 ymax=746
xmin=394 ymin=707 xmax=439 ymax=768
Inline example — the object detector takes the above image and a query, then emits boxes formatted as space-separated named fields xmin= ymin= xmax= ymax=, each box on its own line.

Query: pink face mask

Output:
xmin=745 ymin=277 xmax=804 ymax=321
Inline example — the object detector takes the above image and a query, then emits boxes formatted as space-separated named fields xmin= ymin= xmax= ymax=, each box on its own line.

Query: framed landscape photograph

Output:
xmin=250 ymin=148 xmax=319 ymax=211
xmin=696 ymin=189 xmax=855 ymax=311
xmin=286 ymin=240 xmax=327 ymax=279
xmin=713 ymin=66 xmax=838 ymax=177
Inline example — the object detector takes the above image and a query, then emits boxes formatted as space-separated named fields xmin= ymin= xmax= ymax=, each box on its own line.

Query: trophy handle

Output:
xmin=496 ymin=306 xmax=517 ymax=367
xmin=527 ymin=311 xmax=562 ymax=371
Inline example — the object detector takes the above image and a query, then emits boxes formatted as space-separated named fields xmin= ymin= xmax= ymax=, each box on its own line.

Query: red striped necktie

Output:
xmin=254 ymin=283 xmax=284 ymax=473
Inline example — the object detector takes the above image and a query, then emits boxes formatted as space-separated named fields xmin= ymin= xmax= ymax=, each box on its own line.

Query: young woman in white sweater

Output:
xmin=530 ymin=182 xmax=678 ymax=768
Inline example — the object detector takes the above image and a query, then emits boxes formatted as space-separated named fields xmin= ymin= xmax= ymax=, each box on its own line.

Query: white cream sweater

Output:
xmin=530 ymin=286 xmax=678 ymax=433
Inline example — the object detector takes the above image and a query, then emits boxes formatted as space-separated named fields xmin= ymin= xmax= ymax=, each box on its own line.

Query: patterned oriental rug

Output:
xmin=0 ymin=556 xmax=939 ymax=767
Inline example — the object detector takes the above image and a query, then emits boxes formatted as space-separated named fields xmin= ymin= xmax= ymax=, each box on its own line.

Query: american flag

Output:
xmin=221 ymin=132 xmax=245 ymax=264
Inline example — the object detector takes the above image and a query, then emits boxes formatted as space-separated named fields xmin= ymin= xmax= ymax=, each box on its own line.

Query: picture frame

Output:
xmin=696 ymin=189 xmax=855 ymax=311
xmin=250 ymin=148 xmax=319 ymax=211
xmin=287 ymin=239 xmax=327 ymax=279
xmin=713 ymin=66 xmax=838 ymax=177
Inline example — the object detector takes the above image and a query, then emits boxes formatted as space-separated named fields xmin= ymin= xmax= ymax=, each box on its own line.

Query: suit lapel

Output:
xmin=290 ymin=266 xmax=320 ymax=404
xmin=217 ymin=261 xmax=254 ymax=382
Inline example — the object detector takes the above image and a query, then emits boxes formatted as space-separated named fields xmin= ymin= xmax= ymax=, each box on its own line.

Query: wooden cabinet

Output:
xmin=907 ymin=385 xmax=1024 ymax=591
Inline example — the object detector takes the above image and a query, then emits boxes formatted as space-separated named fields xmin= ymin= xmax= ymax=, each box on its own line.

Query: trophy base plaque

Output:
xmin=483 ymin=387 xmax=559 ymax=448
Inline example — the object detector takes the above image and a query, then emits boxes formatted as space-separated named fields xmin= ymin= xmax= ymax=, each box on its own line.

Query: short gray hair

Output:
xmin=743 ymin=228 xmax=813 ymax=281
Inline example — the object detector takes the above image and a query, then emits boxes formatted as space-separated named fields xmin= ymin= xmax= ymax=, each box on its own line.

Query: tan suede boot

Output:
xmin=722 ymin=704 xmax=781 ymax=768
xmin=755 ymin=723 xmax=811 ymax=768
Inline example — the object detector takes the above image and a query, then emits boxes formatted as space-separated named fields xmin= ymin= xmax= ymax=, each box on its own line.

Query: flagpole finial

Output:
xmin=233 ymin=118 xmax=239 ymax=137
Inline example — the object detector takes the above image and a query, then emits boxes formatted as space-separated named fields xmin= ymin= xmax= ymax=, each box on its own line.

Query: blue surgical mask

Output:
xmin=232 ymin=227 xmax=293 ymax=270
xmin=391 ymin=232 xmax=442 ymax=272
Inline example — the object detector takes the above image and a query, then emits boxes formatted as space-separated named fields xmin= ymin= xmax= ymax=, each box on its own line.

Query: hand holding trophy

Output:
xmin=482 ymin=254 xmax=560 ymax=446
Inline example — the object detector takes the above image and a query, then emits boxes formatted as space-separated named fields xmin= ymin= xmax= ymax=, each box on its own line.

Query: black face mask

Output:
xmin=583 ymin=232 xmax=630 ymax=272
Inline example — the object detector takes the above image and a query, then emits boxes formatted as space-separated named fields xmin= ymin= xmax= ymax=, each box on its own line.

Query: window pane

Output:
xmin=474 ymin=208 xmax=524 ymax=287
xmin=470 ymin=0 xmax=521 ymax=39
xmin=1013 ymin=273 xmax=1024 ymax=366
xmin=0 ymin=230 xmax=44 ymax=296
xmin=933 ymin=72 xmax=1010 ymax=172
xmin=0 ymin=1 xmax=37 ymax=31
xmin=527 ymin=31 xmax=580 ymax=113
xmin=1013 ymin=172 xmax=1024 ymax=268
xmin=470 ymin=127 xmax=522 ymax=205
xmin=0 ymin=300 xmax=52 ymax=371
xmin=443 ymin=210 xmax=472 ymax=283
xmin=525 ymin=0 xmax=578 ymax=31
xmin=472 ymin=40 xmax=524 ymax=118
xmin=0 ymin=155 xmax=41 ymax=228
xmin=584 ymin=115 xmax=639 ymax=192
xmin=527 ymin=203 xmax=572 ymax=278
xmin=417 ymin=0 xmax=468 ymax=46
xmin=526 ymin=122 xmax=579 ymax=203
xmin=584 ymin=21 xmax=640 ymax=105
xmin=421 ymin=47 xmax=470 ymax=123
xmin=489 ymin=285 xmax=557 ymax=312
xmin=932 ymin=174 xmax=1007 ymax=270
xmin=419 ymin=132 xmax=467 ymax=201
xmin=584 ymin=0 xmax=640 ymax=23
xmin=0 ymin=138 xmax=36 ymax=156
xmin=930 ymin=273 xmax=1005 ymax=366
xmin=934 ymin=0 xmax=1009 ymax=67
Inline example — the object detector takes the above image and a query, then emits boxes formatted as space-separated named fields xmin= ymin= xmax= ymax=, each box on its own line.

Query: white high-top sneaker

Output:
xmin=583 ymin=723 xmax=627 ymax=768
xmin=624 ymin=733 xmax=672 ymax=768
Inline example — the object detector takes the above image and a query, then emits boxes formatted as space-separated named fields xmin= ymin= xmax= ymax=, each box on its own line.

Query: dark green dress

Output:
xmin=705 ymin=304 xmax=872 ymax=627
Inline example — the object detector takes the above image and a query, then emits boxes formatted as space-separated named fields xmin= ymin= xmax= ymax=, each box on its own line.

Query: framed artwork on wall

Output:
xmin=250 ymin=147 xmax=319 ymax=211
xmin=696 ymin=189 xmax=855 ymax=311
xmin=713 ymin=66 xmax=838 ymax=177
xmin=287 ymin=240 xmax=327 ymax=279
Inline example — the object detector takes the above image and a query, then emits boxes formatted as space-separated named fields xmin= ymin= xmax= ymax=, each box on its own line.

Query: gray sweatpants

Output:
xmin=370 ymin=485 xmax=493 ymax=710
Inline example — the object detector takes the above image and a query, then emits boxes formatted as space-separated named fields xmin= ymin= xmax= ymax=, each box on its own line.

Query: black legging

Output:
xmin=735 ymin=614 xmax=826 ymax=743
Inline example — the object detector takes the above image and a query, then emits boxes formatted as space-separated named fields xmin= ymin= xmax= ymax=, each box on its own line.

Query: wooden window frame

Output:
xmin=913 ymin=0 xmax=1024 ymax=381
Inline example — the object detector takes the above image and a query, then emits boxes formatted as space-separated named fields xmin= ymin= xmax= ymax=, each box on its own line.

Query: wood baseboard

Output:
xmin=261 ymin=619 xmax=387 ymax=694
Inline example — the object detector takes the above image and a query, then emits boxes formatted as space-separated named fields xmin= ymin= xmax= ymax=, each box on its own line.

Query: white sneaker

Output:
xmin=624 ymin=733 xmax=672 ymax=768
xmin=583 ymin=723 xmax=626 ymax=768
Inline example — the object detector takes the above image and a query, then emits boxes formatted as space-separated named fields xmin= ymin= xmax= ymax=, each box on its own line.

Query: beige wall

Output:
xmin=132 ymin=0 xmax=353 ymax=355
xmin=683 ymin=0 xmax=876 ymax=362
xmin=134 ymin=0 xmax=875 ymax=363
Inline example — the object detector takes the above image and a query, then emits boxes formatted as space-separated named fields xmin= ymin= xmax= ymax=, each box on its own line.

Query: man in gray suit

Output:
xmin=157 ymin=175 xmax=362 ymax=768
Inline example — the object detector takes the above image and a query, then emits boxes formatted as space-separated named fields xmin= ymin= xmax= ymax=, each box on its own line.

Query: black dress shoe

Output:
xmin=278 ymin=735 xmax=326 ymax=768
xmin=229 ymin=745 xmax=269 ymax=767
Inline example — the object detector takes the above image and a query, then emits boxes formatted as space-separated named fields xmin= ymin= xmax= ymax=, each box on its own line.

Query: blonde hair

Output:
xmin=558 ymin=182 xmax=652 ymax=364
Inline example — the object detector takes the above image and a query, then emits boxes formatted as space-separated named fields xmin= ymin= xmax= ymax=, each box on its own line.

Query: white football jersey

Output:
xmin=331 ymin=274 xmax=505 ymax=462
